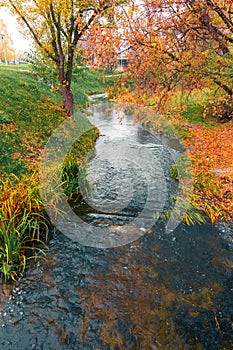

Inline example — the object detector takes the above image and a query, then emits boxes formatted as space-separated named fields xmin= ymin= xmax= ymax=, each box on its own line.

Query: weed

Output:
xmin=0 ymin=173 xmax=50 ymax=281
xmin=161 ymin=195 xmax=206 ymax=226
xmin=194 ymin=171 xmax=220 ymax=197
xmin=202 ymin=202 xmax=222 ymax=224
xmin=62 ymin=157 xmax=80 ymax=201
xmin=62 ymin=127 xmax=99 ymax=201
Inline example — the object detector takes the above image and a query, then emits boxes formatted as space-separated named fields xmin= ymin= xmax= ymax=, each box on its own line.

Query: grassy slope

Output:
xmin=72 ymin=68 xmax=115 ymax=108
xmin=164 ymin=89 xmax=233 ymax=223
xmin=154 ymin=89 xmax=233 ymax=223
xmin=0 ymin=66 xmax=65 ymax=176
xmin=0 ymin=65 xmax=108 ymax=176
xmin=0 ymin=65 xmax=108 ymax=281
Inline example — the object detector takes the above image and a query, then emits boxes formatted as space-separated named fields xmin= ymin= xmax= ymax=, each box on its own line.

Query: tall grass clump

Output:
xmin=62 ymin=127 xmax=99 ymax=201
xmin=0 ymin=173 xmax=50 ymax=281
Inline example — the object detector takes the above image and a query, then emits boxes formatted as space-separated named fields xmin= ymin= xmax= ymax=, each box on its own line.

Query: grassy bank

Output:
xmin=164 ymin=89 xmax=233 ymax=224
xmin=0 ymin=65 xmax=108 ymax=281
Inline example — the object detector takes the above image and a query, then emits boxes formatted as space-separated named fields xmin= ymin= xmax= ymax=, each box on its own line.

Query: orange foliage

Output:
xmin=184 ymin=121 xmax=233 ymax=221
xmin=108 ymin=0 xmax=233 ymax=113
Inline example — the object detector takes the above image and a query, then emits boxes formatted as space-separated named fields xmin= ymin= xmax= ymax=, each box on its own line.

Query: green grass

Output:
xmin=73 ymin=68 xmax=108 ymax=94
xmin=168 ymin=88 xmax=219 ymax=127
xmin=145 ymin=87 xmax=220 ymax=129
xmin=148 ymin=88 xmax=220 ymax=141
xmin=72 ymin=68 xmax=113 ymax=108
xmin=0 ymin=66 xmax=108 ymax=177
xmin=0 ymin=63 xmax=32 ymax=70
xmin=0 ymin=67 xmax=65 ymax=177
xmin=0 ymin=66 xmax=105 ymax=281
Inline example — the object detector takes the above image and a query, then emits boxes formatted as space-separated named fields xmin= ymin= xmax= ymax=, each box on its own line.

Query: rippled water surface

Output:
xmin=0 ymin=103 xmax=232 ymax=349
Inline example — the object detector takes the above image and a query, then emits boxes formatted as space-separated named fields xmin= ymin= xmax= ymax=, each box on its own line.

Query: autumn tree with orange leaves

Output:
xmin=2 ymin=0 xmax=233 ymax=119
xmin=112 ymin=0 xmax=233 ymax=117
xmin=2 ymin=0 xmax=126 ymax=118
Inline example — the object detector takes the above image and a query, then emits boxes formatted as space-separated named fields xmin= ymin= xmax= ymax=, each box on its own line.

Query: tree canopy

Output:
xmin=2 ymin=0 xmax=123 ymax=118
xmin=0 ymin=19 xmax=15 ymax=62
xmin=1 ymin=0 xmax=233 ymax=118
xmin=114 ymin=0 xmax=233 ymax=116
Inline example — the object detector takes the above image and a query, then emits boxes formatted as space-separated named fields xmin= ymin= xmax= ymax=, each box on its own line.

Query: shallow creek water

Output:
xmin=0 ymin=103 xmax=232 ymax=349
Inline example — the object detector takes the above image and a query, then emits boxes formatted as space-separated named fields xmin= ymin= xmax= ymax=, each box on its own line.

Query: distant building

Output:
xmin=117 ymin=57 xmax=128 ymax=70
xmin=78 ymin=38 xmax=129 ymax=71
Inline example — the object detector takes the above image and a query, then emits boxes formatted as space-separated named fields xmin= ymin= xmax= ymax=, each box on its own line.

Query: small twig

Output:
xmin=214 ymin=315 xmax=222 ymax=334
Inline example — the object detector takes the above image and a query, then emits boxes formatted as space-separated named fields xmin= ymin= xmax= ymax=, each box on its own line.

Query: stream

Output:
xmin=0 ymin=102 xmax=232 ymax=349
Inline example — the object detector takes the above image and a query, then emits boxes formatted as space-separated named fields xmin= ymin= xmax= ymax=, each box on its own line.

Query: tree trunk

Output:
xmin=61 ymin=82 xmax=74 ymax=119
xmin=57 ymin=61 xmax=74 ymax=119
xmin=213 ymin=78 xmax=233 ymax=97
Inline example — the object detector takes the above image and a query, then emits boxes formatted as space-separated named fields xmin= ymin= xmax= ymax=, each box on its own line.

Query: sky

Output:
xmin=0 ymin=8 xmax=32 ymax=52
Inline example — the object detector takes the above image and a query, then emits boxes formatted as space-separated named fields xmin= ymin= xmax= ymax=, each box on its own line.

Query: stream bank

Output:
xmin=0 ymin=102 xmax=232 ymax=349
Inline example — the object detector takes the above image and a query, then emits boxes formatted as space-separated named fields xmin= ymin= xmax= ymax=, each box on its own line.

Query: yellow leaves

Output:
xmin=115 ymin=86 xmax=144 ymax=105
xmin=202 ymin=202 xmax=222 ymax=224
xmin=62 ymin=79 xmax=70 ymax=86
xmin=0 ymin=19 xmax=15 ymax=61
xmin=50 ymin=86 xmax=59 ymax=91
xmin=184 ymin=50 xmax=193 ymax=60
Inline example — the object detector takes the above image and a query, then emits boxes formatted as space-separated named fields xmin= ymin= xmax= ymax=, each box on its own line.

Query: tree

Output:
xmin=0 ymin=19 xmax=15 ymax=62
xmin=2 ymin=0 xmax=123 ymax=118
xmin=117 ymin=0 xmax=233 ymax=114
